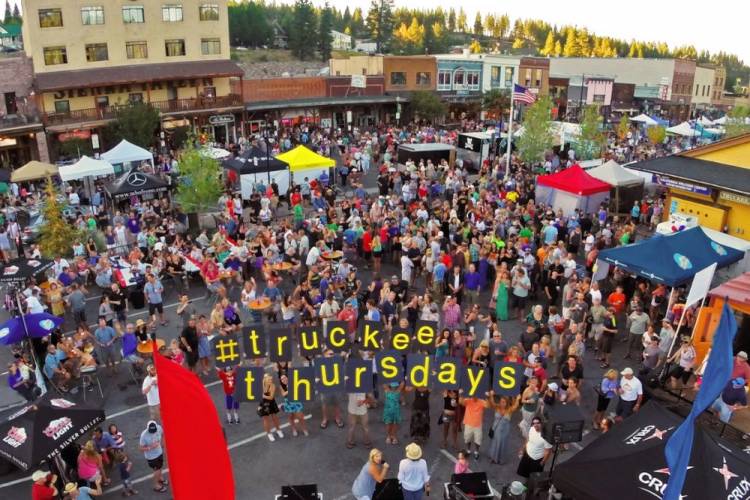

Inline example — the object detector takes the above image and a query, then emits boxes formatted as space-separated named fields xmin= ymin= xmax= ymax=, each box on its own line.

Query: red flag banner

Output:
xmin=153 ymin=345 xmax=235 ymax=500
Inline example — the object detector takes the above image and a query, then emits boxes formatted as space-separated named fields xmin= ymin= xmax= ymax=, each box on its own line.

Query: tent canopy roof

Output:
xmin=598 ymin=227 xmax=744 ymax=286
xmin=667 ymin=121 xmax=700 ymax=137
xmin=223 ymin=148 xmax=288 ymax=175
xmin=59 ymin=156 xmax=114 ymax=182
xmin=630 ymin=113 xmax=658 ymax=126
xmin=101 ymin=139 xmax=153 ymax=165
xmin=11 ymin=161 xmax=58 ymax=183
xmin=106 ymin=170 xmax=169 ymax=200
xmin=275 ymin=146 xmax=335 ymax=172
xmin=536 ymin=164 xmax=611 ymax=195
xmin=587 ymin=160 xmax=645 ymax=187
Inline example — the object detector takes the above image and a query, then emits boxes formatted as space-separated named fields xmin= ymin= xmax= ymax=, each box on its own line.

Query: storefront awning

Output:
xmin=245 ymin=95 xmax=406 ymax=112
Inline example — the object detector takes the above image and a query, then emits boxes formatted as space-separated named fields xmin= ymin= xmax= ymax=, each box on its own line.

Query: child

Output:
xmin=169 ymin=339 xmax=185 ymax=366
xmin=217 ymin=365 xmax=240 ymax=424
xmin=117 ymin=451 xmax=137 ymax=496
xmin=454 ymin=450 xmax=471 ymax=474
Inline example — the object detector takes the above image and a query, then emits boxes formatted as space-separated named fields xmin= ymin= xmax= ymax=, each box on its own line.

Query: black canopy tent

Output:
xmin=0 ymin=394 xmax=105 ymax=470
xmin=0 ymin=258 xmax=53 ymax=284
xmin=221 ymin=147 xmax=288 ymax=175
xmin=553 ymin=402 xmax=750 ymax=500
xmin=105 ymin=170 xmax=170 ymax=202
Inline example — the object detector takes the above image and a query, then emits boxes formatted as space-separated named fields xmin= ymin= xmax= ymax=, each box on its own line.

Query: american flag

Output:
xmin=513 ymin=84 xmax=537 ymax=104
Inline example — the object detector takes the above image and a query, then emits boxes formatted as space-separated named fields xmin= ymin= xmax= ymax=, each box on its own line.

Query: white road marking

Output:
xmin=440 ymin=448 xmax=458 ymax=463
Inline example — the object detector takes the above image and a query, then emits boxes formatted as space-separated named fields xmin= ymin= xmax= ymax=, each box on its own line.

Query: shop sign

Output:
xmin=59 ymin=130 xmax=91 ymax=142
xmin=720 ymin=191 xmax=750 ymax=205
xmin=209 ymin=114 xmax=235 ymax=126
xmin=350 ymin=75 xmax=366 ymax=89
xmin=653 ymin=175 xmax=711 ymax=196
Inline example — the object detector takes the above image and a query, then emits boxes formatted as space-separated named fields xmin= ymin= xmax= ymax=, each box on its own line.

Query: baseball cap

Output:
xmin=732 ymin=377 xmax=746 ymax=387
xmin=31 ymin=470 xmax=48 ymax=482
xmin=147 ymin=420 xmax=158 ymax=433
xmin=621 ymin=367 xmax=634 ymax=376
xmin=547 ymin=382 xmax=559 ymax=392
xmin=738 ymin=351 xmax=748 ymax=360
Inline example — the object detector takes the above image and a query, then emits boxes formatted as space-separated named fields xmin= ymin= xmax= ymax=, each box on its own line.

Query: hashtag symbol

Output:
xmin=215 ymin=339 xmax=239 ymax=363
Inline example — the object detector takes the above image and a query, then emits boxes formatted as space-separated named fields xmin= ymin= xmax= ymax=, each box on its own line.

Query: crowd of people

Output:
xmin=14 ymin=118 xmax=743 ymax=500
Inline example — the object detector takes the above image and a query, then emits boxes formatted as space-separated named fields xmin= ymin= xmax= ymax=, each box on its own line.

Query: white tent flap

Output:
xmin=59 ymin=156 xmax=115 ymax=182
xmin=101 ymin=140 xmax=154 ymax=165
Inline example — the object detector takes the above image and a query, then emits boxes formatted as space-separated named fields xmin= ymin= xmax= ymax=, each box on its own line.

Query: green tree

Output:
xmin=11 ymin=1 xmax=18 ymax=21
xmin=617 ymin=113 xmax=630 ymax=141
xmin=456 ymin=8 xmax=467 ymax=32
xmin=473 ymin=12 xmax=483 ymax=36
xmin=447 ymin=8 xmax=456 ymax=32
xmin=496 ymin=14 xmax=510 ymax=38
xmin=574 ymin=105 xmax=606 ymax=160
xmin=646 ymin=125 xmax=666 ymax=145
xmin=104 ymin=101 xmax=159 ymax=150
xmin=553 ymin=40 xmax=562 ymax=56
xmin=175 ymin=144 xmax=224 ymax=226
xmin=228 ymin=2 xmax=272 ymax=47
xmin=38 ymin=179 xmax=82 ymax=259
xmin=289 ymin=0 xmax=318 ymax=60
xmin=468 ymin=39 xmax=482 ymax=54
xmin=562 ymin=28 xmax=578 ymax=57
xmin=351 ymin=7 xmax=365 ymax=37
xmin=517 ymin=96 xmax=554 ymax=166
xmin=726 ymin=106 xmax=750 ymax=137
xmin=540 ymin=31 xmax=555 ymax=56
xmin=481 ymin=88 xmax=510 ymax=119
xmin=485 ymin=14 xmax=495 ymax=38
xmin=319 ymin=3 xmax=334 ymax=61
xmin=366 ymin=0 xmax=395 ymax=53
xmin=3 ymin=0 xmax=11 ymax=24
xmin=410 ymin=90 xmax=446 ymax=123
xmin=56 ymin=138 xmax=93 ymax=160
xmin=425 ymin=21 xmax=448 ymax=54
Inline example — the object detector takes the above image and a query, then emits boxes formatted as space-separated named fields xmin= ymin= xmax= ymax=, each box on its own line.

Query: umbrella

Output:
xmin=0 ymin=313 xmax=64 ymax=345
xmin=0 ymin=258 xmax=54 ymax=284
xmin=0 ymin=393 xmax=104 ymax=470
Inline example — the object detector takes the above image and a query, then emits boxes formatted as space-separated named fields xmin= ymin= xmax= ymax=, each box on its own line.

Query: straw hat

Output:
xmin=405 ymin=442 xmax=422 ymax=460
xmin=136 ymin=319 xmax=145 ymax=327
xmin=64 ymin=483 xmax=78 ymax=493
xmin=31 ymin=470 xmax=47 ymax=482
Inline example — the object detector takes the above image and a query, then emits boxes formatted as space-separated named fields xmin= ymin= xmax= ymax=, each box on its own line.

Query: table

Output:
xmin=322 ymin=251 xmax=344 ymax=260
xmin=272 ymin=262 xmax=294 ymax=271
xmin=137 ymin=339 xmax=166 ymax=355
xmin=248 ymin=298 xmax=272 ymax=310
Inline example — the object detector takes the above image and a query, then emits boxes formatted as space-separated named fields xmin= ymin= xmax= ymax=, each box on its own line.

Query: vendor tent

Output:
xmin=58 ymin=156 xmax=114 ymax=182
xmin=535 ymin=165 xmax=612 ymax=214
xmin=201 ymin=147 xmax=231 ymax=160
xmin=276 ymin=145 xmax=336 ymax=186
xmin=10 ymin=161 xmax=58 ymax=183
xmin=587 ymin=160 xmax=645 ymax=213
xmin=0 ymin=258 xmax=53 ymax=284
xmin=106 ymin=170 xmax=169 ymax=201
xmin=697 ymin=115 xmax=714 ymax=126
xmin=553 ymin=402 xmax=750 ymax=500
xmin=630 ymin=114 xmax=658 ymax=126
xmin=101 ymin=139 xmax=154 ymax=167
xmin=666 ymin=121 xmax=701 ymax=137
xmin=597 ymin=226 xmax=744 ymax=286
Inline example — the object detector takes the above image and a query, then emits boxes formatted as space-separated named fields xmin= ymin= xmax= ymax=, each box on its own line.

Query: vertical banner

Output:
xmin=414 ymin=320 xmax=438 ymax=353
xmin=431 ymin=356 xmax=461 ymax=390
xmin=325 ymin=320 xmax=351 ymax=353
xmin=314 ymin=355 xmax=346 ymax=394
xmin=212 ymin=334 xmax=242 ymax=369
xmin=234 ymin=366 xmax=264 ymax=402
xmin=298 ymin=326 xmax=323 ymax=357
xmin=268 ymin=329 xmax=293 ymax=362
xmin=460 ymin=365 xmax=489 ymax=398
xmin=241 ymin=326 xmax=267 ymax=360
xmin=406 ymin=354 xmax=431 ymax=388
xmin=376 ymin=350 xmax=404 ymax=384
xmin=288 ymin=366 xmax=315 ymax=403
xmin=492 ymin=362 xmax=524 ymax=396
xmin=685 ymin=262 xmax=717 ymax=307
xmin=345 ymin=359 xmax=373 ymax=393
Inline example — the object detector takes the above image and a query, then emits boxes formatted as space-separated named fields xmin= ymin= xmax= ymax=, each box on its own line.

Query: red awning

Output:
xmin=709 ymin=272 xmax=750 ymax=305
xmin=536 ymin=164 xmax=612 ymax=196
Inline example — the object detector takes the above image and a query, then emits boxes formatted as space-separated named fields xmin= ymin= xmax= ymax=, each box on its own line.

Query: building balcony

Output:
xmin=0 ymin=112 xmax=43 ymax=133
xmin=43 ymin=94 xmax=243 ymax=127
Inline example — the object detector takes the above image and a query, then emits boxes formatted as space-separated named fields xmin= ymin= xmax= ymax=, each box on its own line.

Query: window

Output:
xmin=437 ymin=70 xmax=451 ymax=91
xmin=199 ymin=3 xmax=219 ymax=21
xmin=39 ymin=8 xmax=63 ymax=28
xmin=43 ymin=46 xmax=67 ymax=65
xmin=162 ymin=5 xmax=183 ymax=22
xmin=524 ymin=68 xmax=531 ymax=87
xmin=54 ymin=100 xmax=70 ymax=114
xmin=4 ymin=92 xmax=17 ymax=115
xmin=490 ymin=66 xmax=502 ymax=88
xmin=390 ymin=72 xmax=406 ymax=86
xmin=204 ymin=86 xmax=216 ymax=99
xmin=85 ymin=43 xmax=108 ymax=62
xmin=126 ymin=41 xmax=148 ymax=59
xmin=81 ymin=6 xmax=104 ymax=25
xmin=706 ymin=85 xmax=710 ymax=97
xmin=535 ymin=69 xmax=542 ymax=87
xmin=416 ymin=72 xmax=431 ymax=86
xmin=592 ymin=94 xmax=605 ymax=103
xmin=122 ymin=6 xmax=144 ymax=23
xmin=695 ymin=84 xmax=699 ymax=96
xmin=453 ymin=69 xmax=465 ymax=87
xmin=165 ymin=39 xmax=186 ymax=57
xmin=129 ymin=93 xmax=144 ymax=104
xmin=467 ymin=71 xmax=480 ymax=90
xmin=504 ymin=67 xmax=514 ymax=87
xmin=201 ymin=38 xmax=221 ymax=55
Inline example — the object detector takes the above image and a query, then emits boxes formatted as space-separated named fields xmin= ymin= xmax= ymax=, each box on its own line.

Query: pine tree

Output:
xmin=319 ymin=3 xmax=333 ymax=61
xmin=447 ymin=8 xmax=456 ymax=32
xmin=456 ymin=8 xmax=467 ymax=32
xmin=11 ymin=2 xmax=18 ymax=21
xmin=575 ymin=29 xmax=590 ymax=57
xmin=540 ymin=31 xmax=555 ymax=56
xmin=289 ymin=0 xmax=318 ymax=60
xmin=3 ymin=0 xmax=11 ymax=24
xmin=38 ymin=179 xmax=82 ymax=259
xmin=473 ymin=12 xmax=483 ymax=36
xmin=366 ymin=0 xmax=395 ymax=53
xmin=485 ymin=14 xmax=495 ymax=38
xmin=553 ymin=40 xmax=562 ymax=57
xmin=562 ymin=28 xmax=578 ymax=57
xmin=497 ymin=14 xmax=510 ymax=38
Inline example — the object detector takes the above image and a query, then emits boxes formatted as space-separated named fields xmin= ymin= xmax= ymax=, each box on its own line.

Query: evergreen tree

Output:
xmin=575 ymin=29 xmax=591 ymax=57
xmin=289 ymin=0 xmax=318 ymax=60
xmin=425 ymin=21 xmax=448 ymax=54
xmin=473 ymin=12 xmax=483 ymax=36
xmin=574 ymin=105 xmax=606 ymax=161
xmin=393 ymin=17 xmax=424 ymax=55
xmin=562 ymin=28 xmax=578 ymax=57
xmin=342 ymin=6 xmax=351 ymax=30
xmin=456 ymin=8 xmax=467 ymax=32
xmin=553 ymin=40 xmax=562 ymax=57
xmin=319 ymin=3 xmax=334 ymax=61
xmin=366 ymin=0 xmax=395 ymax=53
xmin=540 ymin=31 xmax=555 ymax=56
xmin=485 ymin=14 xmax=495 ymax=38
xmin=351 ymin=8 xmax=365 ymax=37
xmin=447 ymin=8 xmax=456 ymax=32
xmin=517 ymin=96 xmax=554 ymax=166
xmin=497 ymin=14 xmax=510 ymax=38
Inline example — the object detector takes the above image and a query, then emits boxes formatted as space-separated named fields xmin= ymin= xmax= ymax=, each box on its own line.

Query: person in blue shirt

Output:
xmin=630 ymin=201 xmax=641 ymax=224
xmin=64 ymin=479 xmax=102 ymax=499
xmin=543 ymin=222 xmax=558 ymax=245
xmin=44 ymin=345 xmax=71 ymax=391
xmin=94 ymin=317 xmax=119 ymax=374
xmin=121 ymin=323 xmax=144 ymax=373
xmin=464 ymin=263 xmax=482 ymax=306
xmin=432 ymin=260 xmax=447 ymax=300
xmin=144 ymin=274 xmax=166 ymax=326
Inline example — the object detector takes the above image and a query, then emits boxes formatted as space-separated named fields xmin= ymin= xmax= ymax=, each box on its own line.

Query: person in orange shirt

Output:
xmin=460 ymin=393 xmax=490 ymax=460
xmin=536 ymin=245 xmax=548 ymax=268
xmin=607 ymin=285 xmax=626 ymax=314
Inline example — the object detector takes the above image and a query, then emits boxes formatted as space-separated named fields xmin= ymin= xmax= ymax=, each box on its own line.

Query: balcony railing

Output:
xmin=43 ymin=94 xmax=243 ymax=126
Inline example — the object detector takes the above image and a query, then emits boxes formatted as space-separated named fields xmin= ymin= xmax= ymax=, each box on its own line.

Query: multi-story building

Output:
xmin=21 ymin=0 xmax=244 ymax=156
xmin=692 ymin=64 xmax=716 ymax=114
xmin=330 ymin=30 xmax=352 ymax=51
xmin=712 ymin=66 xmax=728 ymax=108
xmin=518 ymin=57 xmax=550 ymax=96
xmin=329 ymin=55 xmax=384 ymax=77
xmin=434 ymin=53 xmax=483 ymax=119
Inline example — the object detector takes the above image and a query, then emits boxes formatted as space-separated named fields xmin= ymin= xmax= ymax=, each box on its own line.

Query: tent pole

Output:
xmin=15 ymin=290 xmax=46 ymax=395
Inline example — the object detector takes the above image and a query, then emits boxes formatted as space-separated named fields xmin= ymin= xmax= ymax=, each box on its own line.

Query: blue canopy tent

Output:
xmin=598 ymin=227 xmax=744 ymax=286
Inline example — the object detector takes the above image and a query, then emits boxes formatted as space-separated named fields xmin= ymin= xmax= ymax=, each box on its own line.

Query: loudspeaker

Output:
xmin=280 ymin=484 xmax=318 ymax=499
xmin=542 ymin=403 xmax=584 ymax=444
xmin=527 ymin=471 xmax=552 ymax=499
xmin=451 ymin=472 xmax=491 ymax=497
xmin=373 ymin=478 xmax=403 ymax=500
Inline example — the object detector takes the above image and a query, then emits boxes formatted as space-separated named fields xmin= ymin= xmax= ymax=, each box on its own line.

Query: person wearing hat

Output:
xmin=732 ymin=351 xmax=750 ymax=382
xmin=711 ymin=377 xmax=749 ymax=423
xmin=63 ymin=479 xmax=102 ymax=499
xmin=667 ymin=335 xmax=696 ymax=390
xmin=31 ymin=470 xmax=57 ymax=500
xmin=139 ymin=420 xmax=167 ymax=493
xmin=616 ymin=367 xmax=643 ymax=420
xmin=397 ymin=443 xmax=430 ymax=500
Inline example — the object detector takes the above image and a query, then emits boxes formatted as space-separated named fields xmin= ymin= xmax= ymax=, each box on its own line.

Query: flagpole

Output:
xmin=505 ymin=86 xmax=514 ymax=180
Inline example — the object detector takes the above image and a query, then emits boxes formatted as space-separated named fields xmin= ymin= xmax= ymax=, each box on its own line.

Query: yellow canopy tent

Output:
xmin=276 ymin=146 xmax=335 ymax=172
xmin=11 ymin=161 xmax=59 ymax=183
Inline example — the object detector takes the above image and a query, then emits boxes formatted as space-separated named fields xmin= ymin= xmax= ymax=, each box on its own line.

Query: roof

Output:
xmin=35 ymin=59 xmax=243 ymax=92
xmin=244 ymin=95 xmax=405 ymax=111
xmin=709 ymin=272 xmax=750 ymax=304
xmin=0 ymin=23 xmax=21 ymax=37
xmin=587 ymin=160 xmax=644 ymax=187
xmin=275 ymin=146 xmax=335 ymax=172
xmin=101 ymin=140 xmax=153 ymax=165
xmin=679 ymin=132 xmax=750 ymax=158
xmin=59 ymin=156 xmax=114 ymax=182
xmin=536 ymin=165 xmax=612 ymax=196
xmin=398 ymin=143 xmax=455 ymax=152
xmin=627 ymin=155 xmax=750 ymax=194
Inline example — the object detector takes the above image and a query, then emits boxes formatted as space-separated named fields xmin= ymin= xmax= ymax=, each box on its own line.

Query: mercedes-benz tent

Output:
xmin=58 ymin=156 xmax=114 ymax=182
xmin=10 ymin=161 xmax=58 ymax=183
xmin=106 ymin=170 xmax=169 ymax=201
xmin=597 ymin=227 xmax=744 ymax=286
xmin=276 ymin=145 xmax=335 ymax=185
xmin=101 ymin=139 xmax=154 ymax=171
xmin=586 ymin=159 xmax=645 ymax=213
xmin=535 ymin=165 xmax=612 ymax=214
xmin=553 ymin=402 xmax=750 ymax=500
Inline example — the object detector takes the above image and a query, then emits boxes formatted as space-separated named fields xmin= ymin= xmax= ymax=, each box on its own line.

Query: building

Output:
xmin=518 ymin=57 xmax=550 ymax=96
xmin=712 ymin=66 xmax=727 ymax=107
xmin=330 ymin=30 xmax=352 ymax=51
xmin=354 ymin=40 xmax=377 ymax=54
xmin=21 ymin=0 xmax=244 ymax=156
xmin=434 ymin=54 xmax=483 ymax=118
xmin=629 ymin=133 xmax=750 ymax=240
xmin=692 ymin=64 xmax=716 ymax=113
xmin=480 ymin=54 xmax=520 ymax=93
xmin=563 ymin=75 xmax=614 ymax=119
xmin=383 ymin=56 xmax=436 ymax=94
xmin=329 ymin=55 xmax=383 ymax=77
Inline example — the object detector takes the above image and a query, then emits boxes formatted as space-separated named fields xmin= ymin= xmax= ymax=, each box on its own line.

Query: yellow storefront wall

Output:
xmin=667 ymin=188 xmax=726 ymax=231
xmin=687 ymin=142 xmax=750 ymax=169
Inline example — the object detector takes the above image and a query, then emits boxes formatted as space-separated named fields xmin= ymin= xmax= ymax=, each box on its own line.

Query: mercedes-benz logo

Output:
xmin=127 ymin=172 xmax=147 ymax=187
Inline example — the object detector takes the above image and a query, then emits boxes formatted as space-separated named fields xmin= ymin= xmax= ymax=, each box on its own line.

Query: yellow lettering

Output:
xmin=498 ymin=366 xmax=517 ymax=390
xmin=362 ymin=323 xmax=381 ymax=350
xmin=416 ymin=325 xmax=435 ymax=347
xmin=466 ymin=368 xmax=485 ymax=396
xmin=409 ymin=356 xmax=430 ymax=387
xmin=292 ymin=370 xmax=312 ymax=401
xmin=354 ymin=366 xmax=366 ymax=388
xmin=320 ymin=363 xmax=341 ymax=386
xmin=328 ymin=327 xmax=346 ymax=349
xmin=247 ymin=329 xmax=261 ymax=356
xmin=437 ymin=361 xmax=457 ymax=385
xmin=380 ymin=356 xmax=398 ymax=379
xmin=244 ymin=370 xmax=256 ymax=400
xmin=392 ymin=331 xmax=410 ymax=351
xmin=276 ymin=334 xmax=288 ymax=356
xmin=299 ymin=329 xmax=320 ymax=352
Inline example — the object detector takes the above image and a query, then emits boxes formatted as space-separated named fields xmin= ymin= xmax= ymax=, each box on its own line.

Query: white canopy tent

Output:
xmin=101 ymin=140 xmax=154 ymax=168
xmin=630 ymin=114 xmax=658 ymax=126
xmin=697 ymin=116 xmax=714 ymax=126
xmin=58 ymin=156 xmax=114 ymax=182
xmin=587 ymin=160 xmax=644 ymax=187
xmin=666 ymin=121 xmax=701 ymax=137
xmin=713 ymin=115 xmax=727 ymax=125
xmin=200 ymin=147 xmax=231 ymax=160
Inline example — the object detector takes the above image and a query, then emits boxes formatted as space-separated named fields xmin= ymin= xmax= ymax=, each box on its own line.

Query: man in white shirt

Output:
xmin=52 ymin=256 xmax=70 ymax=277
xmin=517 ymin=417 xmax=553 ymax=478
xmin=141 ymin=364 xmax=161 ymax=421
xmin=25 ymin=289 xmax=46 ymax=314
xmin=616 ymin=367 xmax=643 ymax=419
xmin=305 ymin=241 xmax=322 ymax=267
xmin=346 ymin=392 xmax=373 ymax=448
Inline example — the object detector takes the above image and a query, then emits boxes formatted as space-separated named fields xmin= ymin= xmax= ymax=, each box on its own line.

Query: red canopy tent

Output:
xmin=535 ymin=165 xmax=612 ymax=213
